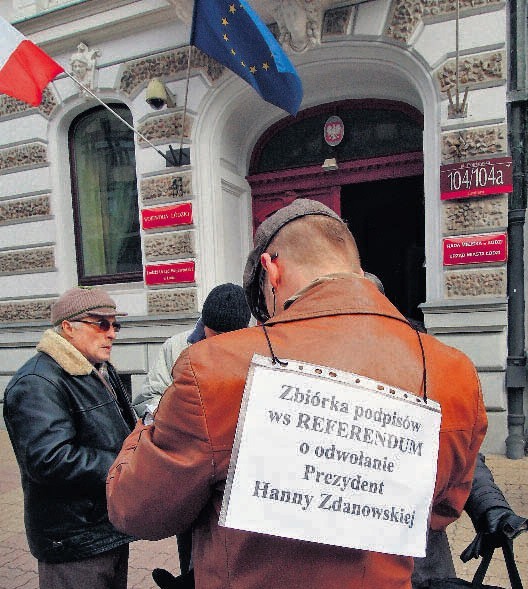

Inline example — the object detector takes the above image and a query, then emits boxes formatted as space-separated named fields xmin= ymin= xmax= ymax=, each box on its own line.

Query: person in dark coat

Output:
xmin=3 ymin=287 xmax=137 ymax=589
xmin=413 ymin=452 xmax=527 ymax=587
xmin=364 ymin=272 xmax=527 ymax=587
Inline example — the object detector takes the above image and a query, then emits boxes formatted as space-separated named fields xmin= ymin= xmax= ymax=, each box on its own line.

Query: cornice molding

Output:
xmin=14 ymin=0 xmax=175 ymax=53
xmin=166 ymin=0 xmax=193 ymax=24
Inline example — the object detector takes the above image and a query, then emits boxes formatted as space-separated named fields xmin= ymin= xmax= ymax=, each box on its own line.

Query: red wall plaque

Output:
xmin=443 ymin=233 xmax=508 ymax=266
xmin=440 ymin=157 xmax=513 ymax=200
xmin=145 ymin=261 xmax=195 ymax=285
xmin=142 ymin=202 xmax=193 ymax=230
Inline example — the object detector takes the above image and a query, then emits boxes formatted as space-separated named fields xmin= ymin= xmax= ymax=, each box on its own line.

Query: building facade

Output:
xmin=0 ymin=0 xmax=522 ymax=454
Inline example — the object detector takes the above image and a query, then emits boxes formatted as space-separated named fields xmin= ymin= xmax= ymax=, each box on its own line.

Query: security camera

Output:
xmin=146 ymin=78 xmax=176 ymax=110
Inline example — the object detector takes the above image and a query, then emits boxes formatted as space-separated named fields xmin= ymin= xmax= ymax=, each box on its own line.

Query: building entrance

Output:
xmin=341 ymin=175 xmax=425 ymax=321
xmin=248 ymin=100 xmax=426 ymax=321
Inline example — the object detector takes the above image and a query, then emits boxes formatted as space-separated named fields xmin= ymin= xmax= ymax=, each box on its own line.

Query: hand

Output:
xmin=460 ymin=509 xmax=527 ymax=562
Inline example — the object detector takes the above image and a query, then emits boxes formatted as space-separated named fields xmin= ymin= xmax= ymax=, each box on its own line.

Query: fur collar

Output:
xmin=36 ymin=329 xmax=94 ymax=376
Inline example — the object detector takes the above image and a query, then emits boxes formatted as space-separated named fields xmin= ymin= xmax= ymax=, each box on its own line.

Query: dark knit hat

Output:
xmin=51 ymin=287 xmax=127 ymax=326
xmin=243 ymin=198 xmax=341 ymax=322
xmin=201 ymin=283 xmax=251 ymax=333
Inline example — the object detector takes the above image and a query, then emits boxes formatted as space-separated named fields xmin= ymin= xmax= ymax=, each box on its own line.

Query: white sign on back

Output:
xmin=219 ymin=354 xmax=442 ymax=557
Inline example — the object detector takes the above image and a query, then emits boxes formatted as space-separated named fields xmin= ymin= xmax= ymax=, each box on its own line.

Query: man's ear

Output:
xmin=260 ymin=253 xmax=280 ymax=289
xmin=60 ymin=320 xmax=74 ymax=339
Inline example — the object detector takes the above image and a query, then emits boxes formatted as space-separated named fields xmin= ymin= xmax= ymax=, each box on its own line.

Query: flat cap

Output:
xmin=243 ymin=198 xmax=341 ymax=322
xmin=51 ymin=287 xmax=127 ymax=326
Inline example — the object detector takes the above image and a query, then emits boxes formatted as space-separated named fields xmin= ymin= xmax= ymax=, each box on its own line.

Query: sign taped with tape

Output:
xmin=220 ymin=354 xmax=441 ymax=557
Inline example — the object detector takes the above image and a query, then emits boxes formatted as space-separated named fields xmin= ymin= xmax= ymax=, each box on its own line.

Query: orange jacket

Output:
xmin=107 ymin=274 xmax=487 ymax=589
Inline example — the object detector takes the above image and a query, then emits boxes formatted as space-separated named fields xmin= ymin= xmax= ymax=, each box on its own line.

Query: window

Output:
xmin=69 ymin=104 xmax=142 ymax=285
xmin=250 ymin=100 xmax=423 ymax=174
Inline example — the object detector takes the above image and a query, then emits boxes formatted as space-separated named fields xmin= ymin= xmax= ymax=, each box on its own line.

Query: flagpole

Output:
xmin=64 ymin=71 xmax=174 ymax=166
xmin=176 ymin=44 xmax=193 ymax=166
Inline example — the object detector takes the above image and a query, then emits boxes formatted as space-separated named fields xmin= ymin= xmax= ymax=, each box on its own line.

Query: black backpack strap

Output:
xmin=471 ymin=544 xmax=494 ymax=587
xmin=471 ymin=540 xmax=524 ymax=589
xmin=501 ymin=539 xmax=524 ymax=589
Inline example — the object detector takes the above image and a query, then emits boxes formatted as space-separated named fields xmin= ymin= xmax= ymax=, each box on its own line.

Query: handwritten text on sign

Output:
xmin=440 ymin=157 xmax=512 ymax=200
xmin=220 ymin=355 xmax=441 ymax=557
xmin=144 ymin=261 xmax=195 ymax=285
xmin=141 ymin=202 xmax=193 ymax=230
xmin=443 ymin=233 xmax=507 ymax=266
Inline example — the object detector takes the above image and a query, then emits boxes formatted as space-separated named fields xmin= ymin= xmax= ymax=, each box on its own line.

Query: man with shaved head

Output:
xmin=107 ymin=199 xmax=487 ymax=589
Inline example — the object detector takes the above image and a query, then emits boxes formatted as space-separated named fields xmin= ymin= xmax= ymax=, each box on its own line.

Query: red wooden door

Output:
xmin=250 ymin=187 xmax=341 ymax=233
xmin=247 ymin=152 xmax=423 ymax=233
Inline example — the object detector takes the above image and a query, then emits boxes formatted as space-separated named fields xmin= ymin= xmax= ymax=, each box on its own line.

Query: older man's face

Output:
xmin=65 ymin=315 xmax=119 ymax=364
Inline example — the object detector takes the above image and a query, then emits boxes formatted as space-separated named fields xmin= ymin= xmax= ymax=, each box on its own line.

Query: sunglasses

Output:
xmin=74 ymin=319 xmax=122 ymax=332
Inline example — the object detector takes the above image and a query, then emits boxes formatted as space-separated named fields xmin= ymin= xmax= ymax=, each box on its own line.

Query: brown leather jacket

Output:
xmin=107 ymin=274 xmax=487 ymax=589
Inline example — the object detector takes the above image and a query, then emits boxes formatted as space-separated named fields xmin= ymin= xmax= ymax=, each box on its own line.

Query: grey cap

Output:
xmin=243 ymin=198 xmax=341 ymax=322
xmin=51 ymin=287 xmax=127 ymax=326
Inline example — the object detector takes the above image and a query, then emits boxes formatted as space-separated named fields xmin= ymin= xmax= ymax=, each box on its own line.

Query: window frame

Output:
xmin=68 ymin=103 xmax=143 ymax=286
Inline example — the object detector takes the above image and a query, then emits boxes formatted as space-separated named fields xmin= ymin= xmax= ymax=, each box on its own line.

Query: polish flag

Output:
xmin=0 ymin=16 xmax=63 ymax=106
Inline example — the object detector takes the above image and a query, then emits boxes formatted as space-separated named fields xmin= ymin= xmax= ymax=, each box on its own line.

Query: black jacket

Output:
xmin=464 ymin=453 xmax=512 ymax=525
xmin=3 ymin=329 xmax=136 ymax=563
xmin=412 ymin=453 xmax=513 ymax=588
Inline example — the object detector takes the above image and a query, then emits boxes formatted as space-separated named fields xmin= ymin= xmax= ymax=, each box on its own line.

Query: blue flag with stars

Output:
xmin=191 ymin=0 xmax=303 ymax=116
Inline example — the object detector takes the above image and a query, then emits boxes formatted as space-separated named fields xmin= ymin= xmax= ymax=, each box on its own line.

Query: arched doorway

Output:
xmin=248 ymin=99 xmax=425 ymax=321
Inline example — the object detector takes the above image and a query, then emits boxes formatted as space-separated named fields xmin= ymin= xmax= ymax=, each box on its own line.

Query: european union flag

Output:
xmin=191 ymin=0 xmax=303 ymax=116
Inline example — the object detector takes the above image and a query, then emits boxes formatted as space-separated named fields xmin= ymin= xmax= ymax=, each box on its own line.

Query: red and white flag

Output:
xmin=0 ymin=16 xmax=63 ymax=106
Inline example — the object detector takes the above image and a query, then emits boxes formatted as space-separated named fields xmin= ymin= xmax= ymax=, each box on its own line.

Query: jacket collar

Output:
xmin=283 ymin=272 xmax=359 ymax=310
xmin=36 ymin=329 xmax=94 ymax=376
xmin=266 ymin=273 xmax=406 ymax=326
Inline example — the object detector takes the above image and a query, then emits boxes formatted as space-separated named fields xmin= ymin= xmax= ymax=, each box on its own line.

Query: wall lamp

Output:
xmin=322 ymin=158 xmax=339 ymax=171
